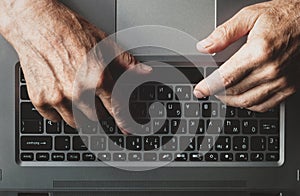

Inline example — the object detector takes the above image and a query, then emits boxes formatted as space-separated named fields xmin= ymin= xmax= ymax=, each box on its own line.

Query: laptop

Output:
xmin=0 ymin=0 xmax=299 ymax=195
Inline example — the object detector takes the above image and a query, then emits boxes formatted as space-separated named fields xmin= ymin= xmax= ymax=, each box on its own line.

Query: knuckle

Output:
xmin=265 ymin=64 xmax=281 ymax=80
xmin=47 ymin=92 xmax=66 ymax=106
xmin=252 ymin=106 xmax=268 ymax=113
xmin=214 ymin=25 xmax=229 ymax=41
xmin=238 ymin=97 xmax=252 ymax=108
xmin=222 ymin=74 xmax=235 ymax=87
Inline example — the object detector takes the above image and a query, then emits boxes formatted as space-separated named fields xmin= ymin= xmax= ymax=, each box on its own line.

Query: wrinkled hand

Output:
xmin=194 ymin=0 xmax=300 ymax=112
xmin=0 ymin=0 xmax=151 ymax=131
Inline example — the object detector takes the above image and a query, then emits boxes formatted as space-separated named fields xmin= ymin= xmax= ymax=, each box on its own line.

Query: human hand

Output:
xmin=194 ymin=0 xmax=300 ymax=112
xmin=0 ymin=0 xmax=151 ymax=131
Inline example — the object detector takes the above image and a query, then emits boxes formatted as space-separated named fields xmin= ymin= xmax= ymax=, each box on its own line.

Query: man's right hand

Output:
xmin=0 ymin=0 xmax=152 ymax=132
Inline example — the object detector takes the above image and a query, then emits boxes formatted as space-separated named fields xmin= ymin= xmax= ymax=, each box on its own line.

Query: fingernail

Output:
xmin=140 ymin=64 xmax=153 ymax=72
xmin=193 ymin=89 xmax=205 ymax=98
xmin=197 ymin=39 xmax=213 ymax=51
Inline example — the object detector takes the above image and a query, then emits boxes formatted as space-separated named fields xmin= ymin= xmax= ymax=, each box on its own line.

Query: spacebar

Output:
xmin=21 ymin=136 xmax=52 ymax=150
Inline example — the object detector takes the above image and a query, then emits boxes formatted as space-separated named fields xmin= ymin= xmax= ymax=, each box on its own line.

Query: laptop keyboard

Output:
xmin=17 ymin=65 xmax=282 ymax=166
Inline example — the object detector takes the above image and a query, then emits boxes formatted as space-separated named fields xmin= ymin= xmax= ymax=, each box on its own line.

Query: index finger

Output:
xmin=193 ymin=41 xmax=258 ymax=98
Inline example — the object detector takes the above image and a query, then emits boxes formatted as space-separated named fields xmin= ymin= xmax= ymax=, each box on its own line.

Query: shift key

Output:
xmin=21 ymin=136 xmax=52 ymax=150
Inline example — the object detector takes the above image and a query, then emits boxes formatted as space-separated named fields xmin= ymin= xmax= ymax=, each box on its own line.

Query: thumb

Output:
xmin=197 ymin=7 xmax=259 ymax=54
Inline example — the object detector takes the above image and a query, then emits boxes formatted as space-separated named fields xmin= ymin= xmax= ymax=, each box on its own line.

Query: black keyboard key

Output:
xmin=73 ymin=136 xmax=88 ymax=151
xmin=205 ymin=153 xmax=218 ymax=161
xmin=162 ymin=136 xmax=177 ymax=151
xmin=20 ymin=69 xmax=26 ymax=83
xmin=98 ymin=153 xmax=111 ymax=161
xmin=206 ymin=120 xmax=222 ymax=134
xmin=206 ymin=67 xmax=218 ymax=77
xmin=67 ymin=153 xmax=80 ymax=161
xmin=171 ymin=119 xmax=187 ymax=134
xmin=167 ymin=103 xmax=182 ymax=117
xmin=220 ymin=153 xmax=233 ymax=161
xmin=242 ymin=120 xmax=258 ymax=134
xmin=21 ymin=120 xmax=43 ymax=134
xmin=175 ymin=153 xmax=188 ymax=161
xmin=126 ymin=136 xmax=142 ymax=151
xmin=21 ymin=103 xmax=43 ymax=120
xmin=153 ymin=119 xmax=169 ymax=134
xmin=83 ymin=153 xmax=96 ymax=161
xmin=256 ymin=107 xmax=279 ymax=118
xmin=220 ymin=104 xmax=236 ymax=117
xmin=144 ymin=153 xmax=157 ymax=161
xmin=144 ymin=136 xmax=160 ymax=151
xmin=251 ymin=153 xmax=264 ymax=161
xmin=149 ymin=102 xmax=165 ymax=118
xmin=21 ymin=136 xmax=52 ymax=151
xmin=260 ymin=120 xmax=279 ymax=134
xmin=157 ymin=85 xmax=173 ymax=100
xmin=139 ymin=85 xmax=155 ymax=100
xmin=21 ymin=85 xmax=29 ymax=100
xmin=175 ymin=86 xmax=192 ymax=100
xmin=159 ymin=153 xmax=172 ymax=161
xmin=202 ymin=103 xmax=218 ymax=117
xmin=236 ymin=153 xmax=248 ymax=161
xmin=113 ymin=153 xmax=126 ymax=161
xmin=36 ymin=153 xmax=50 ymax=161
xmin=266 ymin=153 xmax=279 ymax=161
xmin=52 ymin=153 xmax=65 ymax=161
xmin=20 ymin=153 xmax=34 ymax=161
xmin=46 ymin=120 xmax=61 ymax=134
xmin=224 ymin=120 xmax=240 ymax=134
xmin=238 ymin=108 xmax=254 ymax=117
xmin=188 ymin=119 xmax=205 ymax=134
xmin=64 ymin=123 xmax=78 ymax=134
xmin=55 ymin=136 xmax=71 ymax=151
xmin=197 ymin=136 xmax=213 ymax=151
xmin=268 ymin=136 xmax=279 ymax=151
xmin=128 ymin=153 xmax=142 ymax=161
xmin=233 ymin=136 xmax=249 ymax=151
xmin=108 ymin=136 xmax=124 ymax=151
xmin=190 ymin=153 xmax=203 ymax=161
xmin=184 ymin=103 xmax=200 ymax=117
xmin=91 ymin=136 xmax=106 ymax=151
xmin=251 ymin=136 xmax=266 ymax=151
xmin=80 ymin=123 xmax=98 ymax=134
xmin=129 ymin=102 xmax=148 ymax=119
xmin=99 ymin=119 xmax=116 ymax=134
xmin=215 ymin=136 xmax=231 ymax=151
xmin=180 ymin=136 xmax=195 ymax=151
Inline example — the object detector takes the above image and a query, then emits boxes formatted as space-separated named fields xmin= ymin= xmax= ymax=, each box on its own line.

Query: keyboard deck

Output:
xmin=16 ymin=65 xmax=283 ymax=167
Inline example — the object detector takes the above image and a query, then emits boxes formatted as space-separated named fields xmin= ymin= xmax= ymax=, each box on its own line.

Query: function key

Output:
xmin=144 ymin=153 xmax=157 ymax=161
xmin=51 ymin=153 xmax=65 ymax=161
xmin=20 ymin=153 xmax=34 ymax=161
xmin=242 ymin=120 xmax=258 ymax=134
xmin=157 ymin=85 xmax=173 ymax=100
xmin=205 ymin=153 xmax=218 ymax=161
xmin=21 ymin=85 xmax=29 ymax=100
xmin=175 ymin=153 xmax=188 ymax=161
xmin=236 ymin=153 xmax=248 ymax=161
xmin=98 ymin=153 xmax=111 ymax=161
xmin=128 ymin=153 xmax=142 ymax=161
xmin=21 ymin=120 xmax=43 ymax=134
xmin=190 ymin=153 xmax=203 ymax=161
xmin=113 ymin=153 xmax=126 ymax=161
xmin=220 ymin=153 xmax=233 ymax=161
xmin=36 ymin=153 xmax=50 ymax=161
xmin=46 ymin=120 xmax=61 ymax=134
xmin=251 ymin=153 xmax=264 ymax=161
xmin=83 ymin=153 xmax=96 ymax=161
xmin=67 ymin=153 xmax=80 ymax=161
xmin=159 ymin=153 xmax=172 ymax=161
xmin=266 ymin=153 xmax=279 ymax=161
xmin=260 ymin=120 xmax=279 ymax=134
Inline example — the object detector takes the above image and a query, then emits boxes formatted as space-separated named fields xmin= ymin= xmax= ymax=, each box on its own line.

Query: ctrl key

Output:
xmin=20 ymin=153 xmax=34 ymax=161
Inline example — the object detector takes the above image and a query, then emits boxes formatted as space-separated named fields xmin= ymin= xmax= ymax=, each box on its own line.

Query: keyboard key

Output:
xmin=215 ymin=136 xmax=231 ymax=151
xmin=238 ymin=108 xmax=254 ymax=117
xmin=206 ymin=67 xmax=218 ymax=77
xmin=80 ymin=123 xmax=98 ymax=134
xmin=129 ymin=102 xmax=148 ymax=119
xmin=64 ymin=123 xmax=78 ymax=134
xmin=67 ymin=153 xmax=80 ymax=161
xmin=36 ymin=153 xmax=50 ymax=161
xmin=188 ymin=119 xmax=205 ymax=134
xmin=83 ymin=153 xmax=96 ymax=161
xmin=251 ymin=136 xmax=266 ymax=151
xmin=171 ymin=119 xmax=187 ymax=134
xmin=157 ymin=85 xmax=173 ymax=100
xmin=242 ymin=120 xmax=258 ymax=134
xmin=149 ymin=102 xmax=165 ymax=117
xmin=162 ymin=136 xmax=177 ymax=151
xmin=220 ymin=104 xmax=236 ymax=117
xmin=144 ymin=153 xmax=157 ymax=161
xmin=108 ymin=136 xmax=124 ymax=151
xmin=21 ymin=136 xmax=52 ymax=151
xmin=220 ymin=153 xmax=233 ymax=161
xmin=175 ymin=153 xmax=188 ymax=161
xmin=190 ymin=153 xmax=203 ymax=161
xmin=144 ymin=136 xmax=160 ymax=151
xmin=153 ymin=119 xmax=169 ymax=134
xmin=55 ymin=136 xmax=71 ymax=151
xmin=20 ymin=153 xmax=34 ymax=161
xmin=202 ymin=103 xmax=218 ymax=117
xmin=177 ymin=67 xmax=204 ymax=84
xmin=21 ymin=120 xmax=43 ymax=134
xmin=20 ymin=69 xmax=26 ymax=83
xmin=266 ymin=153 xmax=279 ymax=161
xmin=159 ymin=153 xmax=172 ymax=161
xmin=126 ymin=136 xmax=142 ymax=151
xmin=139 ymin=85 xmax=155 ymax=100
xmin=99 ymin=119 xmax=116 ymax=134
xmin=167 ymin=103 xmax=182 ymax=117
xmin=128 ymin=153 xmax=142 ymax=161
xmin=73 ymin=136 xmax=88 ymax=151
xmin=251 ymin=153 xmax=264 ymax=161
xmin=256 ymin=108 xmax=279 ymax=118
xmin=184 ymin=103 xmax=200 ymax=117
xmin=91 ymin=136 xmax=106 ymax=151
xmin=206 ymin=120 xmax=222 ymax=134
xmin=175 ymin=86 xmax=191 ymax=100
xmin=233 ymin=136 xmax=248 ymax=151
xmin=260 ymin=120 xmax=279 ymax=134
xmin=98 ymin=153 xmax=111 ymax=161
xmin=46 ymin=120 xmax=61 ymax=134
xmin=268 ymin=136 xmax=279 ymax=151
xmin=236 ymin=153 xmax=248 ymax=161
xmin=224 ymin=120 xmax=240 ymax=134
xmin=21 ymin=103 xmax=43 ymax=120
xmin=52 ymin=153 xmax=65 ymax=161
xmin=113 ymin=153 xmax=126 ymax=161
xmin=21 ymin=85 xmax=29 ymax=100
xmin=180 ymin=136 xmax=195 ymax=151
xmin=205 ymin=153 xmax=218 ymax=161
xmin=197 ymin=136 xmax=213 ymax=151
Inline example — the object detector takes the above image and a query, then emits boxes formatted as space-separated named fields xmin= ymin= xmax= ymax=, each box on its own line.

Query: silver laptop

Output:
xmin=0 ymin=0 xmax=298 ymax=195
